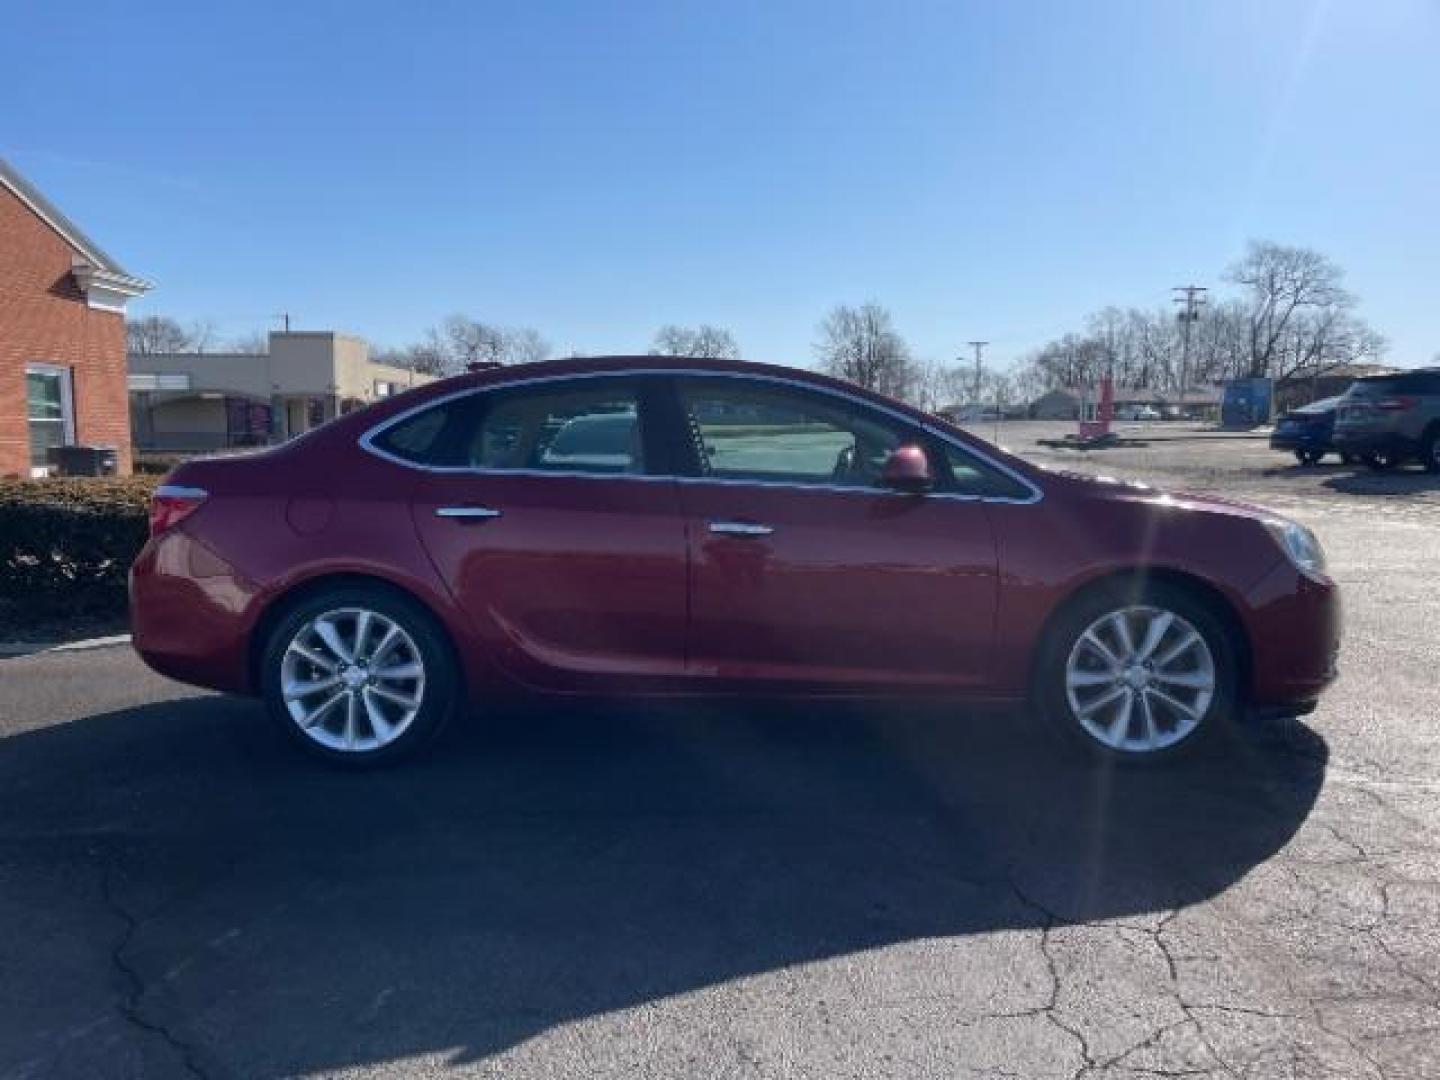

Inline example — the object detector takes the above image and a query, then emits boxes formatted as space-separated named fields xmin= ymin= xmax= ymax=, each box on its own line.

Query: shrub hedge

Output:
xmin=0 ymin=477 xmax=155 ymax=619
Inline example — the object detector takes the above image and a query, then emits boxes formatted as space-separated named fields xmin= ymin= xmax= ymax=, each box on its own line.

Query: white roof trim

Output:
xmin=0 ymin=155 xmax=152 ymax=292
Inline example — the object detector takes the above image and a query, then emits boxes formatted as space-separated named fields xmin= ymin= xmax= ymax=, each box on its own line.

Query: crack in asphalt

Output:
xmin=97 ymin=857 xmax=211 ymax=1080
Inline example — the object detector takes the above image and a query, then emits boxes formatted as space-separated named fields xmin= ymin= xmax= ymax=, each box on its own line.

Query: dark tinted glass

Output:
xmin=466 ymin=385 xmax=644 ymax=474
xmin=1350 ymin=373 xmax=1440 ymax=396
xmin=372 ymin=402 xmax=456 ymax=465
xmin=372 ymin=381 xmax=647 ymax=473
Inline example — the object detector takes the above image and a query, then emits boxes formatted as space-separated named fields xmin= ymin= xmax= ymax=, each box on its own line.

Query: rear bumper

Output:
xmin=1332 ymin=429 xmax=1418 ymax=457
xmin=129 ymin=529 xmax=261 ymax=694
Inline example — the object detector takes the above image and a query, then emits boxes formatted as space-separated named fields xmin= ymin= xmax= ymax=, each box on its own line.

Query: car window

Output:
xmin=676 ymin=378 xmax=909 ymax=489
xmin=464 ymin=383 xmax=646 ymax=474
xmin=941 ymin=443 xmax=1034 ymax=500
xmin=369 ymin=380 xmax=647 ymax=473
xmin=370 ymin=400 xmax=458 ymax=465
xmin=1349 ymin=373 xmax=1440 ymax=397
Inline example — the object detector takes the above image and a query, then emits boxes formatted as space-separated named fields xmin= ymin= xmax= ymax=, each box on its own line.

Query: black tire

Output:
xmin=1340 ymin=453 xmax=1359 ymax=466
xmin=1033 ymin=580 xmax=1239 ymax=767
xmin=260 ymin=583 xmax=458 ymax=767
xmin=1365 ymin=452 xmax=1398 ymax=471
xmin=1294 ymin=448 xmax=1323 ymax=466
xmin=1422 ymin=428 xmax=1440 ymax=475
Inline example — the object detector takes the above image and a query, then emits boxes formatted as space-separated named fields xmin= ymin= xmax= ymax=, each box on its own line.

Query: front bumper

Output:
xmin=1243 ymin=561 xmax=1341 ymax=709
xmin=1269 ymin=430 xmax=1329 ymax=452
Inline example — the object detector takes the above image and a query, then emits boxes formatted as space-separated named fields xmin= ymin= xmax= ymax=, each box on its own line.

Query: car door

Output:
xmin=390 ymin=375 xmax=690 ymax=691
xmin=668 ymin=374 xmax=1007 ymax=691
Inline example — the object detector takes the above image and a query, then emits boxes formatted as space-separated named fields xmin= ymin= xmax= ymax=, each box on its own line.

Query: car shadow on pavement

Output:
xmin=0 ymin=695 xmax=1326 ymax=1076
xmin=1322 ymin=469 xmax=1440 ymax=497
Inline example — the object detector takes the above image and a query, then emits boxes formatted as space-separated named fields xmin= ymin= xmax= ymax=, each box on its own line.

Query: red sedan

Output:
xmin=131 ymin=357 xmax=1339 ymax=766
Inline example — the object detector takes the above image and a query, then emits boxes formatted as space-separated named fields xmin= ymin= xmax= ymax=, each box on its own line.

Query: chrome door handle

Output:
xmin=708 ymin=520 xmax=774 ymax=538
xmin=435 ymin=506 xmax=502 ymax=521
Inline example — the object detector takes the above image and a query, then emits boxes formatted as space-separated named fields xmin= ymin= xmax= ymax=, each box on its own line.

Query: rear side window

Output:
xmin=368 ymin=379 xmax=648 ymax=474
xmin=468 ymin=385 xmax=645 ymax=474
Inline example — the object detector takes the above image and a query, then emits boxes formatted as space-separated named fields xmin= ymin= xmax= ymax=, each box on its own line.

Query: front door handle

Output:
xmin=436 ymin=506 xmax=503 ymax=522
xmin=708 ymin=520 xmax=774 ymax=538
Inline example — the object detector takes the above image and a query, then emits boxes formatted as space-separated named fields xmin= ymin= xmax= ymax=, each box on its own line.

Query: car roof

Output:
xmin=376 ymin=355 xmax=930 ymax=422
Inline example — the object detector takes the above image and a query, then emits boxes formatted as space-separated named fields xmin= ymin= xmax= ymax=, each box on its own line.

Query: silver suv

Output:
xmin=1333 ymin=368 xmax=1440 ymax=472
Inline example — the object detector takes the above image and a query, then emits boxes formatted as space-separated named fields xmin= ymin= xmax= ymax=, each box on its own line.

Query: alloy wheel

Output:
xmin=279 ymin=607 xmax=426 ymax=753
xmin=1064 ymin=605 xmax=1216 ymax=753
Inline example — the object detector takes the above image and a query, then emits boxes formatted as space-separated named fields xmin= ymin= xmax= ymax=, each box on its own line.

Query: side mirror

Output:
xmin=881 ymin=444 xmax=933 ymax=493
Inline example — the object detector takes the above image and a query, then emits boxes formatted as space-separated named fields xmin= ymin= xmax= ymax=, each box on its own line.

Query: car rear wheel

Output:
xmin=1036 ymin=582 xmax=1237 ymax=765
xmin=1294 ymin=448 xmax=1323 ymax=466
xmin=261 ymin=585 xmax=457 ymax=766
xmin=1340 ymin=452 xmax=1359 ymax=466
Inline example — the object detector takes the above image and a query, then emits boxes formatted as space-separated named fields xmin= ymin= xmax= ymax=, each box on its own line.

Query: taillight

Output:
xmin=1376 ymin=396 xmax=1417 ymax=411
xmin=149 ymin=485 xmax=208 ymax=537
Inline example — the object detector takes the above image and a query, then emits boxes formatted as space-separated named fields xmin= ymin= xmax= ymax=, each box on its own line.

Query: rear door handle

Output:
xmin=436 ymin=506 xmax=502 ymax=522
xmin=708 ymin=520 xmax=774 ymax=538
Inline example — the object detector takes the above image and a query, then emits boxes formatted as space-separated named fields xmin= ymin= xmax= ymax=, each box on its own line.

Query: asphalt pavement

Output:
xmin=1 ymin=430 xmax=1437 ymax=1079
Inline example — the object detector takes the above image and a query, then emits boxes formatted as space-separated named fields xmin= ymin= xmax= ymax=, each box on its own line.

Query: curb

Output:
xmin=0 ymin=633 xmax=132 ymax=659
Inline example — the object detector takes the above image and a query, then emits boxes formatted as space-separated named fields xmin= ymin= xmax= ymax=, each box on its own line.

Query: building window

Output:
xmin=25 ymin=364 xmax=75 ymax=476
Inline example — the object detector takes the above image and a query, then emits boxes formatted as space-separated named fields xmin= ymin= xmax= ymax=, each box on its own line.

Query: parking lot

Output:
xmin=2 ymin=424 xmax=1437 ymax=1079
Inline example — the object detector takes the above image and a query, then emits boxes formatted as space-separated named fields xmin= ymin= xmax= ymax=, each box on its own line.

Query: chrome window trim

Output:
xmin=154 ymin=484 xmax=210 ymax=501
xmin=357 ymin=368 xmax=1044 ymax=505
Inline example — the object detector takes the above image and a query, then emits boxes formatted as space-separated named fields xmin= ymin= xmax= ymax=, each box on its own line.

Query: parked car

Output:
xmin=131 ymin=357 xmax=1339 ymax=768
xmin=1115 ymin=404 xmax=1160 ymax=421
xmin=949 ymin=404 xmax=1006 ymax=422
xmin=1269 ymin=395 xmax=1355 ymax=466
xmin=1333 ymin=368 xmax=1440 ymax=471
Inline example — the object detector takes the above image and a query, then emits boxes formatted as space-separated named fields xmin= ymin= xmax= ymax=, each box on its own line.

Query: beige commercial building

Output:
xmin=128 ymin=331 xmax=435 ymax=452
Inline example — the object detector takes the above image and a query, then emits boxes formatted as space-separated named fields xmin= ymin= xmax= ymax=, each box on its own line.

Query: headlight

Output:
xmin=1264 ymin=518 xmax=1327 ymax=580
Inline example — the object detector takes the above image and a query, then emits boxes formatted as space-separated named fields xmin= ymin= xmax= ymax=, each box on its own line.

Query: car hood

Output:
xmin=1039 ymin=466 xmax=1278 ymax=522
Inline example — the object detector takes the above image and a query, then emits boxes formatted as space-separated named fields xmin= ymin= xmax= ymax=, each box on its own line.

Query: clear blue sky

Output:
xmin=4 ymin=0 xmax=1436 ymax=367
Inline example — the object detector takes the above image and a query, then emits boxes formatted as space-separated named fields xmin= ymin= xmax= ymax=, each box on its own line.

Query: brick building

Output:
xmin=1 ymin=157 xmax=149 ymax=477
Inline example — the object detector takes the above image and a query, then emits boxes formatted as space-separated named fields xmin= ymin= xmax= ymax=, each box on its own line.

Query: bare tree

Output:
xmin=398 ymin=341 xmax=449 ymax=376
xmin=649 ymin=324 xmax=741 ymax=359
xmin=1227 ymin=241 xmax=1350 ymax=378
xmin=228 ymin=331 xmax=270 ymax=354
xmin=1012 ymin=240 xmax=1387 ymax=406
xmin=507 ymin=327 xmax=553 ymax=365
xmin=126 ymin=315 xmax=195 ymax=356
xmin=814 ymin=303 xmax=914 ymax=399
xmin=438 ymin=315 xmax=509 ymax=370
xmin=404 ymin=316 xmax=555 ymax=374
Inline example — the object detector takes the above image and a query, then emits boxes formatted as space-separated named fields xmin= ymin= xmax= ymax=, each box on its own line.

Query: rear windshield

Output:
xmin=1348 ymin=372 xmax=1440 ymax=396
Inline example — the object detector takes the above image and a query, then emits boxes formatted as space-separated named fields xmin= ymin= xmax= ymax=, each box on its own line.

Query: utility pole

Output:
xmin=1172 ymin=286 xmax=1206 ymax=415
xmin=966 ymin=340 xmax=989 ymax=407
xmin=274 ymin=311 xmax=291 ymax=333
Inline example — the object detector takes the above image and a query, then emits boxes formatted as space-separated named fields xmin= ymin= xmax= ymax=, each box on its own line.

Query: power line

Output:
xmin=1172 ymin=287 xmax=1207 ymax=407
xmin=965 ymin=340 xmax=989 ymax=404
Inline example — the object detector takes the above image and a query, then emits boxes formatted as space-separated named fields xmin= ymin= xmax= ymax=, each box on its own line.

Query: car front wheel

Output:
xmin=261 ymin=585 xmax=457 ymax=766
xmin=1037 ymin=583 xmax=1237 ymax=765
